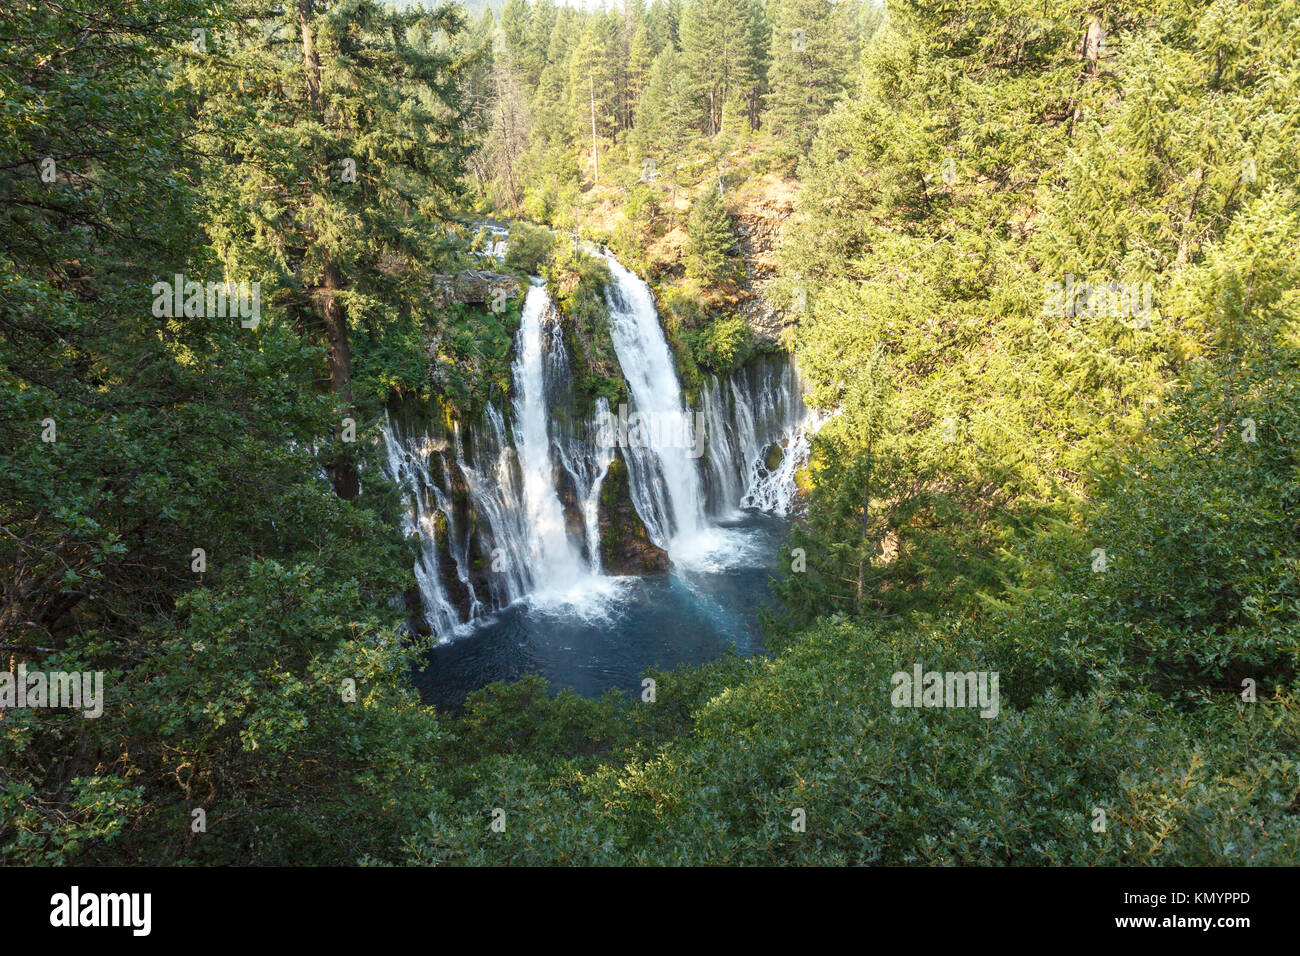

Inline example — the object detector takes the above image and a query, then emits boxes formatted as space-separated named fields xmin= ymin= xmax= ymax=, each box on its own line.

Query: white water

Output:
xmin=382 ymin=243 xmax=822 ymax=638
xmin=380 ymin=426 xmax=466 ymax=637
xmin=511 ymin=282 xmax=587 ymax=595
xmin=700 ymin=356 xmax=826 ymax=518
xmin=600 ymin=251 xmax=709 ymax=552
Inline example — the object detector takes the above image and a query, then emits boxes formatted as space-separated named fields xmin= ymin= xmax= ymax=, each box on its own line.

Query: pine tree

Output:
xmin=530 ymin=8 xmax=581 ymax=147
xmin=645 ymin=0 xmax=682 ymax=54
xmin=1 ymin=0 xmax=459 ymax=865
xmin=567 ymin=16 xmax=620 ymax=180
xmin=521 ymin=0 xmax=557 ymax=92
xmin=186 ymin=1 xmax=475 ymax=497
xmin=633 ymin=46 xmax=696 ymax=206
xmin=765 ymin=0 xmax=850 ymax=149
xmin=624 ymin=2 xmax=654 ymax=130
xmin=679 ymin=0 xmax=765 ymax=136
xmin=685 ymin=183 xmax=735 ymax=282
xmin=498 ymin=0 xmax=531 ymax=77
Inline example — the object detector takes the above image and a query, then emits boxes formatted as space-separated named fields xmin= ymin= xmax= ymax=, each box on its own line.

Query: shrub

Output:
xmin=504 ymin=222 xmax=555 ymax=274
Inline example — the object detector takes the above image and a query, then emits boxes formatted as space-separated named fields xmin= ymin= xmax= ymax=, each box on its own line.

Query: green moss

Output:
xmin=763 ymin=442 xmax=784 ymax=473
xmin=545 ymin=247 xmax=628 ymax=415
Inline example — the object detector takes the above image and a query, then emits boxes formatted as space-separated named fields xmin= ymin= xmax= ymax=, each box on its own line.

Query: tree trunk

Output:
xmin=322 ymin=260 xmax=359 ymax=500
xmin=298 ymin=0 xmax=322 ymax=109
xmin=300 ymin=0 xmax=358 ymax=500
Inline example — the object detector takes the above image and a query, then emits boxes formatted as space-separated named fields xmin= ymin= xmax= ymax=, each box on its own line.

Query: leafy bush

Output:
xmin=405 ymin=617 xmax=1300 ymax=865
xmin=686 ymin=314 xmax=754 ymax=376
xmin=504 ymin=222 xmax=555 ymax=274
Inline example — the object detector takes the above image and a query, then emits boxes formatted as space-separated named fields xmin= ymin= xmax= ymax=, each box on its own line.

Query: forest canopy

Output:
xmin=2 ymin=0 xmax=1298 ymax=866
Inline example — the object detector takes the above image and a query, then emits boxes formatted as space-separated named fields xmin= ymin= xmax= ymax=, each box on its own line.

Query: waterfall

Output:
xmin=474 ymin=222 xmax=509 ymax=262
xmin=700 ymin=355 xmax=824 ymax=518
xmin=379 ymin=425 xmax=470 ymax=637
xmin=381 ymin=277 xmax=621 ymax=637
xmin=455 ymin=403 xmax=528 ymax=605
xmin=382 ymin=242 xmax=823 ymax=639
xmin=511 ymin=281 xmax=586 ymax=593
xmin=600 ymin=251 xmax=708 ymax=551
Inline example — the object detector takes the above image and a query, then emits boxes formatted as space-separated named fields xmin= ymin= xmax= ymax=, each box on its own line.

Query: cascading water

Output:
xmin=381 ymin=275 xmax=623 ymax=637
xmin=549 ymin=316 xmax=616 ymax=571
xmin=382 ymin=240 xmax=822 ymax=646
xmin=453 ymin=404 xmax=531 ymax=605
xmin=510 ymin=281 xmax=586 ymax=595
xmin=700 ymin=355 xmax=825 ymax=518
xmin=599 ymin=251 xmax=708 ymax=551
xmin=379 ymin=426 xmax=465 ymax=637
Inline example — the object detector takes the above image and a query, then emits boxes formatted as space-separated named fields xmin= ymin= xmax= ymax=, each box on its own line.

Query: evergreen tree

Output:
xmin=685 ymin=184 xmax=735 ymax=282
xmin=623 ymin=0 xmax=654 ymax=130
xmin=679 ymin=0 xmax=765 ymax=135
xmin=531 ymin=7 xmax=582 ymax=147
xmin=522 ymin=0 xmax=559 ymax=93
xmin=765 ymin=0 xmax=851 ymax=149
xmin=567 ymin=16 xmax=620 ymax=180
xmin=186 ymin=0 xmax=475 ymax=498
xmin=498 ymin=0 xmax=532 ymax=78
xmin=0 ymin=0 xmax=468 ymax=865
xmin=632 ymin=46 xmax=697 ymax=202
xmin=645 ymin=0 xmax=683 ymax=54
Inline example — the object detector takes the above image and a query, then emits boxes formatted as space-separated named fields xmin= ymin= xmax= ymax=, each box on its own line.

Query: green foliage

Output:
xmin=0 ymin=0 xmax=462 ymax=865
xmin=679 ymin=0 xmax=766 ymax=135
xmin=765 ymin=0 xmax=854 ymax=152
xmin=504 ymin=221 xmax=556 ymax=273
xmin=775 ymin=0 xmax=1300 ymax=630
xmin=463 ymin=0 xmax=877 ymax=210
xmin=441 ymin=675 xmax=633 ymax=769
xmin=684 ymin=185 xmax=737 ymax=283
xmin=544 ymin=246 xmax=625 ymax=410
xmin=686 ymin=314 xmax=754 ymax=376
xmin=399 ymin=0 xmax=1300 ymax=869
xmin=431 ymin=299 xmax=524 ymax=419
xmin=406 ymin=617 xmax=1300 ymax=865
xmin=631 ymin=47 xmax=699 ymax=174
xmin=7 ymin=0 xmax=1300 ymax=870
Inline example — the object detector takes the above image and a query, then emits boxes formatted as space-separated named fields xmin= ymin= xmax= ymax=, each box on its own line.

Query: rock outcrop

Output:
xmin=428 ymin=270 xmax=524 ymax=310
xmin=731 ymin=177 xmax=797 ymax=345
xmin=598 ymin=450 xmax=669 ymax=574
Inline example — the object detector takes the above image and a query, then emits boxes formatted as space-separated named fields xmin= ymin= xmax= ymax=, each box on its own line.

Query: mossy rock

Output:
xmin=598 ymin=452 xmax=669 ymax=574
xmin=764 ymin=441 xmax=784 ymax=473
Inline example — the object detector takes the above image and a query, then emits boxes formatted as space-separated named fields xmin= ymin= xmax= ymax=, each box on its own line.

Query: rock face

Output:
xmin=428 ymin=270 xmax=524 ymax=310
xmin=553 ymin=460 xmax=591 ymax=563
xmin=598 ymin=449 xmax=669 ymax=574
xmin=731 ymin=178 xmax=797 ymax=345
